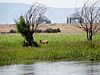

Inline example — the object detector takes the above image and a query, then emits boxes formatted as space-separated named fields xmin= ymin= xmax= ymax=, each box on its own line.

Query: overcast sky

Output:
xmin=0 ymin=0 xmax=98 ymax=8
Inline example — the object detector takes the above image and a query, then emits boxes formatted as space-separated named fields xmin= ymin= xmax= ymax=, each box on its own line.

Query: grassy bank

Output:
xmin=0 ymin=33 xmax=100 ymax=66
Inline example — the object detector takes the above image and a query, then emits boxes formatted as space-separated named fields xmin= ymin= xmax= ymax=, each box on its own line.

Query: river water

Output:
xmin=0 ymin=61 xmax=100 ymax=75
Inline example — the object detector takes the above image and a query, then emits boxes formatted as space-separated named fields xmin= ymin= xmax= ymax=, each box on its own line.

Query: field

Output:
xmin=0 ymin=33 xmax=100 ymax=66
xmin=0 ymin=23 xmax=84 ymax=33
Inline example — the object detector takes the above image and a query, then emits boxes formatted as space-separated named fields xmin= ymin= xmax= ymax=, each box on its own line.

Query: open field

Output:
xmin=0 ymin=23 xmax=85 ymax=33
xmin=0 ymin=23 xmax=100 ymax=34
xmin=0 ymin=33 xmax=100 ymax=66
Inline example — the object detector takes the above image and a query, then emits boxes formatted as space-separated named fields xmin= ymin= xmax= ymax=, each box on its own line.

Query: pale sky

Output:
xmin=0 ymin=0 xmax=98 ymax=8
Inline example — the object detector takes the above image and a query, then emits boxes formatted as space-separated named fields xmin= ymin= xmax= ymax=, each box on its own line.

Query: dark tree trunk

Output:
xmin=89 ymin=22 xmax=93 ymax=42
xmin=28 ymin=35 xmax=33 ymax=46
xmin=25 ymin=34 xmax=33 ymax=46
xmin=86 ymin=29 xmax=89 ymax=41
xmin=87 ymin=29 xmax=92 ymax=42
xmin=86 ymin=29 xmax=93 ymax=42
xmin=89 ymin=31 xmax=92 ymax=42
xmin=24 ymin=33 xmax=38 ymax=47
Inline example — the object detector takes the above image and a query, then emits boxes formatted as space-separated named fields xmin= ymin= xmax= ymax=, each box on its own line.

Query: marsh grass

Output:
xmin=0 ymin=33 xmax=100 ymax=66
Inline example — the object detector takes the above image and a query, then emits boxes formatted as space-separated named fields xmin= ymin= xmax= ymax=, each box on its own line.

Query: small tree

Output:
xmin=15 ymin=3 xmax=46 ymax=47
xmin=75 ymin=1 xmax=100 ymax=42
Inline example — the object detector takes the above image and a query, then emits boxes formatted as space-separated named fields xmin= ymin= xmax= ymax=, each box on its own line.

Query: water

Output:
xmin=0 ymin=61 xmax=100 ymax=75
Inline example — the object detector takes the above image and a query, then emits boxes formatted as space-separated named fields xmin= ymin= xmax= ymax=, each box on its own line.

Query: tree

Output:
xmin=15 ymin=3 xmax=46 ymax=47
xmin=74 ymin=1 xmax=100 ymax=42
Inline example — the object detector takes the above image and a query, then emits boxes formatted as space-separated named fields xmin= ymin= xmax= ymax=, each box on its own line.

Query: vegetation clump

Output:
xmin=15 ymin=3 xmax=46 ymax=47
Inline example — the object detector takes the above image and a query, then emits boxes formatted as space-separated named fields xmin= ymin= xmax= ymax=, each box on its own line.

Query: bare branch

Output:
xmin=74 ymin=1 xmax=100 ymax=41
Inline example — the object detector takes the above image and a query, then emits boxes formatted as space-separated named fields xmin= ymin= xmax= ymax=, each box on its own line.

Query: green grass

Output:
xmin=0 ymin=33 xmax=100 ymax=66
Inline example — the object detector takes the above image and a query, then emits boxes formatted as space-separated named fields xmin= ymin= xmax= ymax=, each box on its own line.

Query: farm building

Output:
xmin=67 ymin=13 xmax=84 ymax=23
xmin=37 ymin=15 xmax=51 ymax=24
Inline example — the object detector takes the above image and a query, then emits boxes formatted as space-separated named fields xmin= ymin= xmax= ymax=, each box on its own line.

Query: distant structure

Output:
xmin=66 ymin=13 xmax=84 ymax=23
xmin=37 ymin=15 xmax=51 ymax=24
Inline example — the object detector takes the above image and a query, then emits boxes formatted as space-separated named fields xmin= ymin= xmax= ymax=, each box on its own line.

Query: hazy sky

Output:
xmin=0 ymin=0 xmax=98 ymax=8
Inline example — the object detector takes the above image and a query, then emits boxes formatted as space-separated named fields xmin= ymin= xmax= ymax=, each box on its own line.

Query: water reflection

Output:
xmin=0 ymin=61 xmax=100 ymax=75
xmin=85 ymin=62 xmax=100 ymax=75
